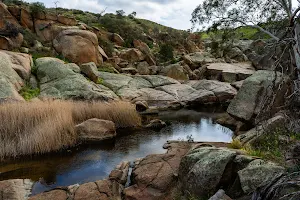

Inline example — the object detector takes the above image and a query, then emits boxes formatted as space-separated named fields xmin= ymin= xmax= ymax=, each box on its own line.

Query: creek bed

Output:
xmin=0 ymin=108 xmax=233 ymax=195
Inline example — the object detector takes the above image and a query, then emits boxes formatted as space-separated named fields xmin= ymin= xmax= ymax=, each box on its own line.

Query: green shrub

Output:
xmin=159 ymin=44 xmax=174 ymax=62
xmin=21 ymin=29 xmax=38 ymax=47
xmin=98 ymin=38 xmax=114 ymax=57
xmin=29 ymin=2 xmax=46 ymax=17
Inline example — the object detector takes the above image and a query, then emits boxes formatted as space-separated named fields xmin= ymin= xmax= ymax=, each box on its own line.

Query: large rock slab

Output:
xmin=178 ymin=147 xmax=237 ymax=198
xmin=53 ymin=29 xmax=104 ymax=66
xmin=205 ymin=62 xmax=255 ymax=83
xmin=98 ymin=72 xmax=133 ymax=93
xmin=157 ymin=83 xmax=216 ymax=105
xmin=238 ymin=159 xmax=285 ymax=193
xmin=139 ymin=75 xmax=180 ymax=87
xmin=227 ymin=70 xmax=291 ymax=122
xmin=187 ymin=80 xmax=237 ymax=102
xmin=36 ymin=57 xmax=117 ymax=100
xmin=75 ymin=118 xmax=117 ymax=142
xmin=0 ymin=179 xmax=33 ymax=200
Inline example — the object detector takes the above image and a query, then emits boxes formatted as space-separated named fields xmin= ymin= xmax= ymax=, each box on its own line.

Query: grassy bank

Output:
xmin=0 ymin=101 xmax=141 ymax=160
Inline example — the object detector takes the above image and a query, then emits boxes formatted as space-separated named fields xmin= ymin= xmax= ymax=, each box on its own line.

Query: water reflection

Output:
xmin=0 ymin=108 xmax=232 ymax=195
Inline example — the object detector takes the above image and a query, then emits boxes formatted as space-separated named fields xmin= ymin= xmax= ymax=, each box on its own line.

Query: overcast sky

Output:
xmin=24 ymin=0 xmax=300 ymax=30
xmin=23 ymin=0 xmax=201 ymax=30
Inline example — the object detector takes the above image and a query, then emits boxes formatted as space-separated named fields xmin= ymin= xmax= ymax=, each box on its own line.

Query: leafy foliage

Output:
xmin=116 ymin=10 xmax=125 ymax=17
xmin=191 ymin=0 xmax=290 ymax=39
xmin=29 ymin=2 xmax=46 ymax=17
xmin=158 ymin=44 xmax=174 ymax=62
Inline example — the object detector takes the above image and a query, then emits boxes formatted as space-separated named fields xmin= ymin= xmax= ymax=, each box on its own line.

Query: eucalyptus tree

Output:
xmin=191 ymin=0 xmax=300 ymax=77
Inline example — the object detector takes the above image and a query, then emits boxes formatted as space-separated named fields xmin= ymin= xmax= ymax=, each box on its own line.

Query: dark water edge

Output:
xmin=0 ymin=107 xmax=233 ymax=195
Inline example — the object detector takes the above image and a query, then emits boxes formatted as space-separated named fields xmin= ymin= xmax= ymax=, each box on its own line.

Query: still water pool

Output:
xmin=0 ymin=108 xmax=233 ymax=195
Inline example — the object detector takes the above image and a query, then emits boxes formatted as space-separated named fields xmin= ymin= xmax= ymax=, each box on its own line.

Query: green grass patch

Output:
xmin=20 ymin=84 xmax=40 ymax=101
xmin=98 ymin=64 xmax=116 ymax=73
xmin=96 ymin=78 xmax=104 ymax=84
xmin=228 ymin=139 xmax=243 ymax=149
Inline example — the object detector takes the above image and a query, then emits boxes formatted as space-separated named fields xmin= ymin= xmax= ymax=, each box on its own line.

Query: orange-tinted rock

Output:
xmin=53 ymin=29 xmax=104 ymax=66
xmin=119 ymin=48 xmax=145 ymax=63
xmin=29 ymin=190 xmax=68 ymax=200
xmin=57 ymin=15 xmax=77 ymax=26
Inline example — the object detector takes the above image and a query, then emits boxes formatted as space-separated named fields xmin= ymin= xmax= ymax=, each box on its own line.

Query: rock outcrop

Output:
xmin=227 ymin=70 xmax=291 ymax=123
xmin=178 ymin=146 xmax=285 ymax=199
xmin=1 ymin=50 xmax=33 ymax=80
xmin=179 ymin=147 xmax=237 ymax=198
xmin=36 ymin=57 xmax=117 ymax=100
xmin=124 ymin=142 xmax=194 ymax=200
xmin=98 ymin=71 xmax=237 ymax=108
xmin=205 ymin=62 xmax=255 ymax=83
xmin=53 ymin=29 xmax=104 ymax=66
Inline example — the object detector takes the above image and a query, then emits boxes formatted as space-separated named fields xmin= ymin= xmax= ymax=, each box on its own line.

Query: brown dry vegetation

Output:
xmin=0 ymin=100 xmax=141 ymax=160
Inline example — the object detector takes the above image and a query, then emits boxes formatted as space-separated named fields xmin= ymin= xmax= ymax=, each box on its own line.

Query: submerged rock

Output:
xmin=145 ymin=119 xmax=167 ymax=130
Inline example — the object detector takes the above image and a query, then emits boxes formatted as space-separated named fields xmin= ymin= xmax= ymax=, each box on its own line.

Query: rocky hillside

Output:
xmin=1 ymin=1 xmax=300 ymax=200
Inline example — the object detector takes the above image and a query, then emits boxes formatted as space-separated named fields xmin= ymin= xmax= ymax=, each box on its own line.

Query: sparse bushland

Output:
xmin=0 ymin=101 xmax=141 ymax=160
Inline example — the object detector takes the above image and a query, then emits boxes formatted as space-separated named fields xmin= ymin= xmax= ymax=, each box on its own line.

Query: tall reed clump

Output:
xmin=71 ymin=101 xmax=141 ymax=128
xmin=0 ymin=100 xmax=141 ymax=160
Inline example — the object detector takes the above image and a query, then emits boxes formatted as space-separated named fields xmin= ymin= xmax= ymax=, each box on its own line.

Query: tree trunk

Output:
xmin=294 ymin=23 xmax=300 ymax=79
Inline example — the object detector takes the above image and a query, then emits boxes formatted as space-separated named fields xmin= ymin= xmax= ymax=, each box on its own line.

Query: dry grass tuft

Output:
xmin=0 ymin=100 xmax=141 ymax=160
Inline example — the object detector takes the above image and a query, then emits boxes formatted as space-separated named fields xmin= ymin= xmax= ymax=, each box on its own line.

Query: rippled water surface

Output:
xmin=0 ymin=108 xmax=233 ymax=195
